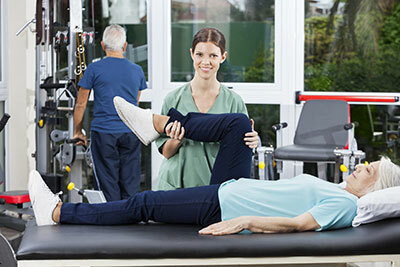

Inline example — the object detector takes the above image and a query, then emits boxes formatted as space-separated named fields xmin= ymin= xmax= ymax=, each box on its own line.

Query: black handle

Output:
xmin=66 ymin=137 xmax=87 ymax=149
xmin=344 ymin=122 xmax=359 ymax=130
xmin=344 ymin=123 xmax=353 ymax=130
xmin=40 ymin=83 xmax=66 ymax=89
xmin=0 ymin=114 xmax=10 ymax=133
xmin=66 ymin=137 xmax=85 ymax=144
xmin=272 ymin=122 xmax=288 ymax=132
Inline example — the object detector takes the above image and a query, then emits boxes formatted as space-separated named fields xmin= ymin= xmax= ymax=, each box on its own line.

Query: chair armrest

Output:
xmin=344 ymin=121 xmax=359 ymax=131
xmin=272 ymin=122 xmax=288 ymax=132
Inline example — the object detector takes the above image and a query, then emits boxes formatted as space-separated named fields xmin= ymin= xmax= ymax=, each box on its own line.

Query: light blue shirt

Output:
xmin=218 ymin=174 xmax=357 ymax=231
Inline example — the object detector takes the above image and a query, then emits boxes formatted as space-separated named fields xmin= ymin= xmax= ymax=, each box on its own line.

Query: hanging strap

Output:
xmin=74 ymin=32 xmax=87 ymax=85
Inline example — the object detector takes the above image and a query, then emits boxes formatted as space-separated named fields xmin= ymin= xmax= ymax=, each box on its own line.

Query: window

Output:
xmin=171 ymin=0 xmax=275 ymax=83
xmin=106 ymin=0 xmax=148 ymax=78
xmin=304 ymin=0 xmax=400 ymax=166
xmin=351 ymin=104 xmax=400 ymax=166
xmin=167 ymin=1 xmax=279 ymax=177
xmin=305 ymin=0 xmax=400 ymax=93
xmin=247 ymin=104 xmax=279 ymax=147
xmin=55 ymin=1 xmax=151 ymax=191
xmin=56 ymin=0 xmax=148 ymax=79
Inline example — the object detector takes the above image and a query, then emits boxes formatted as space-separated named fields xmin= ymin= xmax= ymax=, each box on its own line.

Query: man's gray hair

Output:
xmin=374 ymin=156 xmax=400 ymax=191
xmin=102 ymin=24 xmax=126 ymax=51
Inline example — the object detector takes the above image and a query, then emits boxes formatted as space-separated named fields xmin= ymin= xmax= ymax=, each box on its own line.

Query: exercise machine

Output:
xmin=17 ymin=0 xmax=95 ymax=202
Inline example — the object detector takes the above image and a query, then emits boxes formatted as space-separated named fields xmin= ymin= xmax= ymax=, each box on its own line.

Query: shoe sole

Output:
xmin=114 ymin=97 xmax=150 ymax=146
xmin=29 ymin=170 xmax=59 ymax=226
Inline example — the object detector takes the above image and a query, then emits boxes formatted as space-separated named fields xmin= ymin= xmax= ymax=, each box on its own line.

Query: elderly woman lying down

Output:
xmin=29 ymin=97 xmax=400 ymax=235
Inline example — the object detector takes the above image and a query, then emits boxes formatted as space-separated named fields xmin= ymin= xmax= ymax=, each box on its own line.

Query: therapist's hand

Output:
xmin=244 ymin=119 xmax=259 ymax=149
xmin=165 ymin=121 xmax=185 ymax=142
xmin=198 ymin=217 xmax=249 ymax=236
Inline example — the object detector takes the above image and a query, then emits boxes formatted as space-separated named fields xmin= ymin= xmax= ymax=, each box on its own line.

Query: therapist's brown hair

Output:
xmin=191 ymin=28 xmax=226 ymax=55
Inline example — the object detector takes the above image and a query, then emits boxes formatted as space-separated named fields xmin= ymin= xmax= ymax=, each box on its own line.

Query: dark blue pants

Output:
xmin=61 ymin=109 xmax=252 ymax=226
xmin=90 ymin=131 xmax=141 ymax=201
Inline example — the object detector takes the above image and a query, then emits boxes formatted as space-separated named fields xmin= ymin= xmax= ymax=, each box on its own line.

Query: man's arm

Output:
xmin=137 ymin=90 xmax=142 ymax=104
xmin=199 ymin=212 xmax=320 ymax=236
xmin=73 ymin=87 xmax=91 ymax=146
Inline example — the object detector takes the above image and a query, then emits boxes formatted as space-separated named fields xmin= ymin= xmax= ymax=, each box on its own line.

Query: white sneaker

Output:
xmin=28 ymin=170 xmax=60 ymax=226
xmin=114 ymin=96 xmax=160 ymax=145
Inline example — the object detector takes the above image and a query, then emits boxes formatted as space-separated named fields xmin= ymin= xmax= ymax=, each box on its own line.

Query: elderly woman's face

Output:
xmin=345 ymin=161 xmax=380 ymax=197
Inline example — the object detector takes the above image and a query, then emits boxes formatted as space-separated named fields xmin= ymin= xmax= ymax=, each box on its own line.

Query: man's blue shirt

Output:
xmin=78 ymin=57 xmax=147 ymax=133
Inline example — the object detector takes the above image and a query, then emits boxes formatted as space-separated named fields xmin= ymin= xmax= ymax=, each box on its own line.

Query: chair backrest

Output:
xmin=294 ymin=100 xmax=350 ymax=147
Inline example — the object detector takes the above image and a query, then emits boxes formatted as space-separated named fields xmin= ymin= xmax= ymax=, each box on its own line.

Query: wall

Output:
xmin=5 ymin=0 xmax=35 ymax=190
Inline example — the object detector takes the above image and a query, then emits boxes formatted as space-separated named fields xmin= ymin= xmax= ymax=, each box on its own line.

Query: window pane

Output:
xmin=247 ymin=104 xmax=279 ymax=146
xmin=247 ymin=104 xmax=279 ymax=179
xmin=55 ymin=0 xmax=148 ymax=79
xmin=171 ymin=0 xmax=275 ymax=83
xmin=107 ymin=0 xmax=148 ymax=78
xmin=352 ymin=104 xmax=400 ymax=165
xmin=305 ymin=0 xmax=400 ymax=92
xmin=304 ymin=104 xmax=400 ymax=177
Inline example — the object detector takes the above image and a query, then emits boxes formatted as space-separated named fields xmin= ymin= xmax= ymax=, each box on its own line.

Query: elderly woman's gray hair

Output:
xmin=102 ymin=24 xmax=126 ymax=51
xmin=374 ymin=156 xmax=400 ymax=191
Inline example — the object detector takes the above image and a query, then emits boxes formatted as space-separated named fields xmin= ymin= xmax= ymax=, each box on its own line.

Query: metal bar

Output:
xmin=297 ymin=94 xmax=399 ymax=103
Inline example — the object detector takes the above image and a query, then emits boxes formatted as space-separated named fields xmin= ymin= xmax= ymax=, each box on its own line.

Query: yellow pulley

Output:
xmin=65 ymin=165 xmax=71 ymax=173
xmin=340 ymin=164 xmax=348 ymax=173
xmin=258 ymin=161 xmax=265 ymax=170
xmin=67 ymin=182 xmax=75 ymax=191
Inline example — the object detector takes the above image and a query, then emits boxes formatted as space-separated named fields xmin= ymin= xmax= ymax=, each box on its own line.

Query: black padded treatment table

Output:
xmin=16 ymin=218 xmax=400 ymax=267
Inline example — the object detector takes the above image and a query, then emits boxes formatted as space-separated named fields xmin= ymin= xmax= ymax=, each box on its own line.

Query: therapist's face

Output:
xmin=345 ymin=161 xmax=380 ymax=198
xmin=190 ymin=42 xmax=227 ymax=80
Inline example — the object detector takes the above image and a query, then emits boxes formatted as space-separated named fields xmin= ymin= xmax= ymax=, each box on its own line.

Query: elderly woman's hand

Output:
xmin=198 ymin=217 xmax=249 ymax=236
xmin=244 ymin=119 xmax=259 ymax=149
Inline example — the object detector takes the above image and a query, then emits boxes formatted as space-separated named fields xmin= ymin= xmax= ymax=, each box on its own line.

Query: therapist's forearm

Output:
xmin=162 ymin=139 xmax=182 ymax=159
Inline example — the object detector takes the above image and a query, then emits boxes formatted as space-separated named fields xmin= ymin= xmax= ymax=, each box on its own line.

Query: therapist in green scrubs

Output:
xmin=155 ymin=27 xmax=259 ymax=190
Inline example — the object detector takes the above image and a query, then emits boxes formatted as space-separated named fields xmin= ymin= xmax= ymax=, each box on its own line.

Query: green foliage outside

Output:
xmin=243 ymin=46 xmax=278 ymax=147
xmin=304 ymin=1 xmax=400 ymax=164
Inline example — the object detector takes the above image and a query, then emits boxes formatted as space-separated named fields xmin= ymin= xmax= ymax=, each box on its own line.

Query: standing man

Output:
xmin=73 ymin=24 xmax=147 ymax=201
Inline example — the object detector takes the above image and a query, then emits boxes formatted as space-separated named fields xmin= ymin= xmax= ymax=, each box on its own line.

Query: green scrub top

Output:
xmin=155 ymin=83 xmax=248 ymax=190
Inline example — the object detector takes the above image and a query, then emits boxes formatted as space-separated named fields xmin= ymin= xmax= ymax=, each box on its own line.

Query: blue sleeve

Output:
xmin=139 ymin=67 xmax=147 ymax=91
xmin=308 ymin=197 xmax=357 ymax=231
xmin=78 ymin=64 xmax=94 ymax=90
